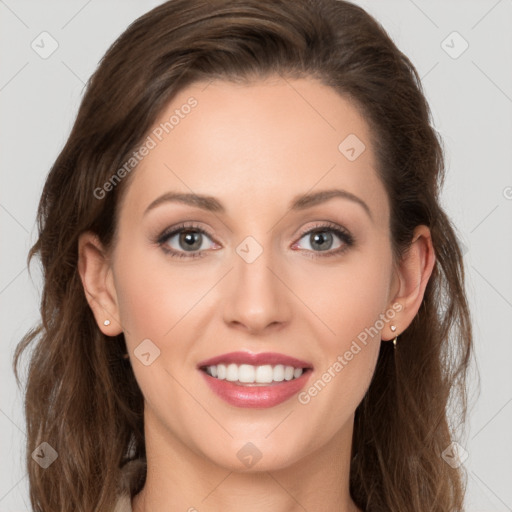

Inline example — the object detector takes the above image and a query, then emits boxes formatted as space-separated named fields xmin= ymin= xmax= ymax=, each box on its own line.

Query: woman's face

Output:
xmin=105 ymin=77 xmax=400 ymax=471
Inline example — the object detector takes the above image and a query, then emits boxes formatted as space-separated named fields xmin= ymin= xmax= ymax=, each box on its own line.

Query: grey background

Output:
xmin=1 ymin=0 xmax=511 ymax=510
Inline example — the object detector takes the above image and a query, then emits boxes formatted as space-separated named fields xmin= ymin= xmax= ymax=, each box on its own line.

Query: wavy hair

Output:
xmin=13 ymin=0 xmax=475 ymax=510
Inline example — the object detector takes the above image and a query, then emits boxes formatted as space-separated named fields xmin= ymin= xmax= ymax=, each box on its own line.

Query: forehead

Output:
xmin=118 ymin=77 xmax=388 ymax=226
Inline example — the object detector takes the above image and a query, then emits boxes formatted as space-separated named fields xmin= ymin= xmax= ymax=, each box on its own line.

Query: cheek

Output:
xmin=293 ymin=249 xmax=391 ymax=413
xmin=112 ymin=244 xmax=211 ymax=417
xmin=291 ymin=247 xmax=393 ymax=348
xmin=113 ymin=239 xmax=213 ymax=341
xmin=295 ymin=268 xmax=387 ymax=443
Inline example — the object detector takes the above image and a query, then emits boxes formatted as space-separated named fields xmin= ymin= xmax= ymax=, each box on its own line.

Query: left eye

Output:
xmin=295 ymin=228 xmax=348 ymax=253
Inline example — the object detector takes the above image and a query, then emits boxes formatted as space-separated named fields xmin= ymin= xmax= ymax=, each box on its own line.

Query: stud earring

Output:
xmin=104 ymin=320 xmax=111 ymax=326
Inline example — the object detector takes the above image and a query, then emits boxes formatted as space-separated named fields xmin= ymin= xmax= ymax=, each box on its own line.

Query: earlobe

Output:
xmin=77 ymin=231 xmax=123 ymax=336
xmin=384 ymin=225 xmax=436 ymax=341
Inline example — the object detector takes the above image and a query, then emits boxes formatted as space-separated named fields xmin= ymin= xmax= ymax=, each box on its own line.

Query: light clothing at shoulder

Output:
xmin=113 ymin=492 xmax=132 ymax=512
xmin=113 ymin=458 xmax=146 ymax=512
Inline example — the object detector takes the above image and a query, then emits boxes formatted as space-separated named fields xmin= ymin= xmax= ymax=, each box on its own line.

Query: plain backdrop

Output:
xmin=1 ymin=0 xmax=511 ymax=510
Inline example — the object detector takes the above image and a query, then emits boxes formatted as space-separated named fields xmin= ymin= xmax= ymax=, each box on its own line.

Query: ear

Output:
xmin=382 ymin=224 xmax=436 ymax=341
xmin=77 ymin=231 xmax=123 ymax=336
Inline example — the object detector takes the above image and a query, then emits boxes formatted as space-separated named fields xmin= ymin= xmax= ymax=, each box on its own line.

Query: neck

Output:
xmin=131 ymin=409 xmax=361 ymax=512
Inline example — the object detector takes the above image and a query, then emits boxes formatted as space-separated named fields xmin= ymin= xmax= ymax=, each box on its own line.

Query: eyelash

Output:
xmin=156 ymin=221 xmax=355 ymax=260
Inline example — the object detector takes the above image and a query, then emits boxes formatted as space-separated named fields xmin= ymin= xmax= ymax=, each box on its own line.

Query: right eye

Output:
xmin=157 ymin=223 xmax=220 ymax=259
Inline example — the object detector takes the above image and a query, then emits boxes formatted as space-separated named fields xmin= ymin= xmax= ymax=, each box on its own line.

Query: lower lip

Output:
xmin=199 ymin=369 xmax=312 ymax=408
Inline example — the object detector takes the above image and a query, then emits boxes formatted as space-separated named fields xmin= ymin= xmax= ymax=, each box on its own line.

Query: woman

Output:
xmin=13 ymin=0 xmax=474 ymax=510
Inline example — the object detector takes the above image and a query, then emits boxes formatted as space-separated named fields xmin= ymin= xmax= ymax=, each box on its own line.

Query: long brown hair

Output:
xmin=13 ymin=0 xmax=476 ymax=510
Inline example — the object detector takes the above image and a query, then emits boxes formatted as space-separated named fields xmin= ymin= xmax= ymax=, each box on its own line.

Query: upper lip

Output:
xmin=197 ymin=351 xmax=313 ymax=369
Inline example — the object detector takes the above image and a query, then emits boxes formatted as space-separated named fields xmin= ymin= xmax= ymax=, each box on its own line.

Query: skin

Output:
xmin=78 ymin=76 xmax=435 ymax=512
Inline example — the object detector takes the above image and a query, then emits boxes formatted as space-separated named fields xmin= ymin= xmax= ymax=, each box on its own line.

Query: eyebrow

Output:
xmin=144 ymin=188 xmax=373 ymax=220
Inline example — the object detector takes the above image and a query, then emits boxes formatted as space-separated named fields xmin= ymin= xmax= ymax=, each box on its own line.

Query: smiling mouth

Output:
xmin=200 ymin=363 xmax=311 ymax=386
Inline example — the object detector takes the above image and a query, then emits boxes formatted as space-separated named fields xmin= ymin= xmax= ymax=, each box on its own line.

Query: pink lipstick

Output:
xmin=197 ymin=351 xmax=313 ymax=408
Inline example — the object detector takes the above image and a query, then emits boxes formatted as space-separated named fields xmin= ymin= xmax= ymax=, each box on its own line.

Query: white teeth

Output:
xmin=217 ymin=364 xmax=226 ymax=379
xmin=226 ymin=363 xmax=238 ymax=382
xmin=256 ymin=365 xmax=273 ymax=383
xmin=273 ymin=364 xmax=284 ymax=382
xmin=238 ymin=364 xmax=255 ymax=383
xmin=204 ymin=363 xmax=305 ymax=383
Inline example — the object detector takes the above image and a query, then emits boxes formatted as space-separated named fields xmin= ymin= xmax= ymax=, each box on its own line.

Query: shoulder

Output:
xmin=113 ymin=492 xmax=133 ymax=512
xmin=113 ymin=458 xmax=147 ymax=512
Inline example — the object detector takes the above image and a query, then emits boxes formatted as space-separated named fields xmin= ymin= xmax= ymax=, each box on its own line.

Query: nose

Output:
xmin=222 ymin=242 xmax=292 ymax=335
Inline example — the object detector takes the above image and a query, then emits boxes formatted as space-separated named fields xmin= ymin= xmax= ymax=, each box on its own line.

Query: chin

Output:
xmin=197 ymin=433 xmax=310 ymax=473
